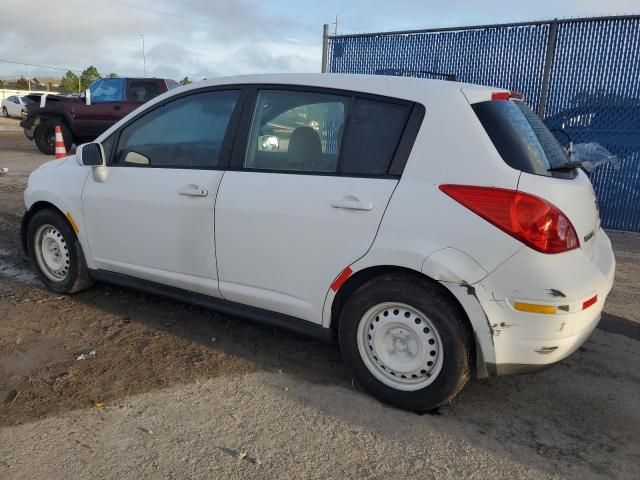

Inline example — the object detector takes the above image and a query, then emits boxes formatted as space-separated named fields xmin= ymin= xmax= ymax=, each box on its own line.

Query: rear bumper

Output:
xmin=471 ymin=228 xmax=615 ymax=374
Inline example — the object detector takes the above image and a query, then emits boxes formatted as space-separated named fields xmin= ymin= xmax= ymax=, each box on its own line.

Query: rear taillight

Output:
xmin=440 ymin=185 xmax=579 ymax=254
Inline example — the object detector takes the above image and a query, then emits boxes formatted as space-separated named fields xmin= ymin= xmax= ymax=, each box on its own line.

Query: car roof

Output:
xmin=173 ymin=73 xmax=496 ymax=103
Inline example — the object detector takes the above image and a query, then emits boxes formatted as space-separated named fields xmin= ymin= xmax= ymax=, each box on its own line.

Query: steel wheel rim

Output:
xmin=33 ymin=224 xmax=70 ymax=282
xmin=357 ymin=302 xmax=444 ymax=391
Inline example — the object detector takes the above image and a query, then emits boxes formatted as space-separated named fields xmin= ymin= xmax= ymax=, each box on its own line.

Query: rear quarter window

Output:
xmin=472 ymin=100 xmax=571 ymax=178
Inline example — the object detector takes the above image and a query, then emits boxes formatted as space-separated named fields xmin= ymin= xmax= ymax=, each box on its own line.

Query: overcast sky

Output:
xmin=0 ymin=0 xmax=638 ymax=82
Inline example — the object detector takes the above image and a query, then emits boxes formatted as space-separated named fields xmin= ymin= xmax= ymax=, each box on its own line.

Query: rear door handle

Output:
xmin=178 ymin=184 xmax=208 ymax=197
xmin=330 ymin=196 xmax=373 ymax=211
xmin=113 ymin=105 xmax=121 ymax=111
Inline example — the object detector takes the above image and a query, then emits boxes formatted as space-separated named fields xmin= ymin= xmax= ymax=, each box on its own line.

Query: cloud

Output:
xmin=0 ymin=0 xmax=322 ymax=80
xmin=0 ymin=0 xmax=636 ymax=81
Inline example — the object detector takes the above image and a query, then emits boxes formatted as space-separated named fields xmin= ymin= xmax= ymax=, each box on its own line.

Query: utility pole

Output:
xmin=25 ymin=46 xmax=31 ymax=91
xmin=333 ymin=15 xmax=338 ymax=35
xmin=321 ymin=24 xmax=329 ymax=73
xmin=140 ymin=34 xmax=146 ymax=77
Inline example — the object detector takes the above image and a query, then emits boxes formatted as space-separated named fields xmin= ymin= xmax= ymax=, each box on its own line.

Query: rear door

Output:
xmin=215 ymin=87 xmax=414 ymax=323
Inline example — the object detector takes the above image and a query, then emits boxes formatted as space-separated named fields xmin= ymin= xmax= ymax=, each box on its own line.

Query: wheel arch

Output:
xmin=34 ymin=113 xmax=77 ymax=141
xmin=21 ymin=201 xmax=73 ymax=256
xmin=329 ymin=264 xmax=489 ymax=377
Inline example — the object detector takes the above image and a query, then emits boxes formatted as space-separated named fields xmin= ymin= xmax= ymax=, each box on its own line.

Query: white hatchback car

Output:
xmin=22 ymin=74 xmax=615 ymax=411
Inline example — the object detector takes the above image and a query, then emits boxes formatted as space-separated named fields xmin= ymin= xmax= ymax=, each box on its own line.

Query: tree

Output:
xmin=80 ymin=65 xmax=101 ymax=90
xmin=180 ymin=76 xmax=192 ymax=85
xmin=16 ymin=76 xmax=29 ymax=90
xmin=107 ymin=72 xmax=119 ymax=78
xmin=60 ymin=70 xmax=80 ymax=93
xmin=0 ymin=79 xmax=4 ymax=89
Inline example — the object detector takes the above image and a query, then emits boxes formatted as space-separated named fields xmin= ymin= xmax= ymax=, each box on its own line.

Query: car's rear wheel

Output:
xmin=34 ymin=119 xmax=72 ymax=155
xmin=338 ymin=272 xmax=473 ymax=411
xmin=27 ymin=209 xmax=93 ymax=293
xmin=2 ymin=107 xmax=8 ymax=118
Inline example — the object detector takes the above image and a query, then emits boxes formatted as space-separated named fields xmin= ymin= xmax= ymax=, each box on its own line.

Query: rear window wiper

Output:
xmin=548 ymin=161 xmax=582 ymax=172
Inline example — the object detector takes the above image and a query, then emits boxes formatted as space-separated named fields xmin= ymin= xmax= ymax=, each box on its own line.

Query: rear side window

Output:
xmin=127 ymin=81 xmax=161 ymax=102
xmin=472 ymin=100 xmax=570 ymax=177
xmin=244 ymin=90 xmax=347 ymax=173
xmin=243 ymin=89 xmax=411 ymax=176
xmin=340 ymin=98 xmax=409 ymax=175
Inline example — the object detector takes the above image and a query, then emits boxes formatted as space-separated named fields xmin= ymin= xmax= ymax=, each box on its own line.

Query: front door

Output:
xmin=73 ymin=78 xmax=127 ymax=137
xmin=215 ymin=88 xmax=412 ymax=323
xmin=82 ymin=89 xmax=241 ymax=296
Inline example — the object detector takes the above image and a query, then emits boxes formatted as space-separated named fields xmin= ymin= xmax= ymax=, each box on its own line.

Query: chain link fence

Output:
xmin=326 ymin=15 xmax=640 ymax=231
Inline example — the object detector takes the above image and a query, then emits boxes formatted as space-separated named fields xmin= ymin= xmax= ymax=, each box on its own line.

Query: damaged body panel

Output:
xmin=444 ymin=226 xmax=614 ymax=374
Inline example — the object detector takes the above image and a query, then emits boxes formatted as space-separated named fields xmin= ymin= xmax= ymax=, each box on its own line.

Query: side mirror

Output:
xmin=76 ymin=142 xmax=104 ymax=166
xmin=76 ymin=142 xmax=108 ymax=183
xmin=85 ymin=89 xmax=91 ymax=106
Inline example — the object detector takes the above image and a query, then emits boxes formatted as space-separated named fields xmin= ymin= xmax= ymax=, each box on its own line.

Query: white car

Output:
xmin=21 ymin=74 xmax=615 ymax=411
xmin=2 ymin=95 xmax=33 ymax=118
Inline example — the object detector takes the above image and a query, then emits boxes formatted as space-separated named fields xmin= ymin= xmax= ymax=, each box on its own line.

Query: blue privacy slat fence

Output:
xmin=327 ymin=15 xmax=640 ymax=231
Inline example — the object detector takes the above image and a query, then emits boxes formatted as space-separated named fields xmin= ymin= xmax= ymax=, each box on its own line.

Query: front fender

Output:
xmin=24 ymin=162 xmax=94 ymax=269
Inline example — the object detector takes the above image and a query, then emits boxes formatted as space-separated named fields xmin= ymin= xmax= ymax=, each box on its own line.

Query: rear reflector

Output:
xmin=439 ymin=185 xmax=579 ymax=254
xmin=514 ymin=302 xmax=557 ymax=315
xmin=582 ymin=295 xmax=598 ymax=310
xmin=330 ymin=267 xmax=353 ymax=292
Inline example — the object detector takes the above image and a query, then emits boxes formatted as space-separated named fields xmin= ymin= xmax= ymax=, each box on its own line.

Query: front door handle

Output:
xmin=178 ymin=184 xmax=208 ymax=197
xmin=330 ymin=196 xmax=373 ymax=211
xmin=113 ymin=105 xmax=121 ymax=111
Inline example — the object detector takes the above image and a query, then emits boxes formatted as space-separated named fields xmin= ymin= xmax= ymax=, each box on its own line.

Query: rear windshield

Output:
xmin=472 ymin=100 xmax=571 ymax=177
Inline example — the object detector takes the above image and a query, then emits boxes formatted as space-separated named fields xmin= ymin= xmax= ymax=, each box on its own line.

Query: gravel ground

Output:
xmin=1 ymin=118 xmax=639 ymax=479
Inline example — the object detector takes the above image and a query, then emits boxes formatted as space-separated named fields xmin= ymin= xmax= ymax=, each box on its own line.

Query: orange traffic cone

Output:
xmin=54 ymin=125 xmax=66 ymax=159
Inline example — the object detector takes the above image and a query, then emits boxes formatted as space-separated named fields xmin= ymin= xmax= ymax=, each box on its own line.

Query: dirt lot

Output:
xmin=1 ymin=117 xmax=639 ymax=479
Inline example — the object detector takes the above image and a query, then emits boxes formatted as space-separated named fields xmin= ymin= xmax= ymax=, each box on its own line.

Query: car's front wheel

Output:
xmin=27 ymin=209 xmax=93 ymax=294
xmin=338 ymin=273 xmax=473 ymax=412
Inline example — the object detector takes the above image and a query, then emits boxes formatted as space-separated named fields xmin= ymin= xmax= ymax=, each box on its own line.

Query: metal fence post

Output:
xmin=537 ymin=21 xmax=559 ymax=118
xmin=321 ymin=24 xmax=329 ymax=73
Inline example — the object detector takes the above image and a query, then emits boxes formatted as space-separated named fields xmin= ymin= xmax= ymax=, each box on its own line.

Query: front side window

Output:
xmin=113 ymin=90 xmax=239 ymax=169
xmin=89 ymin=78 xmax=125 ymax=103
xmin=244 ymin=90 xmax=347 ymax=173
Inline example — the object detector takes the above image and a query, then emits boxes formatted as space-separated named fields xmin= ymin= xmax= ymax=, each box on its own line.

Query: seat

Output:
xmin=287 ymin=126 xmax=322 ymax=171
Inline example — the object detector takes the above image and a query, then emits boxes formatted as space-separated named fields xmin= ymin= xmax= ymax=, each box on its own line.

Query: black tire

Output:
xmin=26 ymin=208 xmax=93 ymax=294
xmin=2 ymin=107 xmax=8 ymax=118
xmin=338 ymin=272 xmax=473 ymax=412
xmin=33 ymin=119 xmax=73 ymax=155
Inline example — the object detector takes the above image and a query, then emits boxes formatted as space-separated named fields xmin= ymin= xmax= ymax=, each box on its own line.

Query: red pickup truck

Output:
xmin=21 ymin=77 xmax=179 ymax=154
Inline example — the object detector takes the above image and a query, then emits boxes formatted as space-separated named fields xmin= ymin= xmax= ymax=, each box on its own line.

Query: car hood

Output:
xmin=37 ymin=156 xmax=75 ymax=170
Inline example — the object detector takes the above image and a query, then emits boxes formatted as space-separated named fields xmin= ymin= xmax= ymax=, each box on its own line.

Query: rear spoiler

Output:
xmin=461 ymin=87 xmax=524 ymax=104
